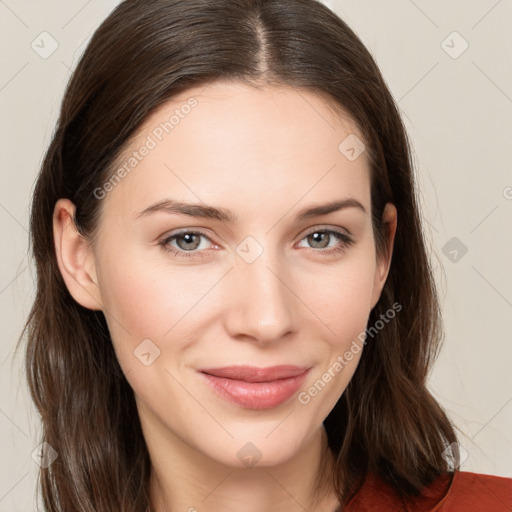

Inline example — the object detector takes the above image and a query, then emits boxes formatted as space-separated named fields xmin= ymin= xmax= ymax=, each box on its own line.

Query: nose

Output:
xmin=223 ymin=249 xmax=297 ymax=346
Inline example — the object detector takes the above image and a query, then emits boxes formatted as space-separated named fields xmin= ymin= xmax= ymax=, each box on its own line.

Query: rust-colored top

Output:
xmin=345 ymin=471 xmax=512 ymax=511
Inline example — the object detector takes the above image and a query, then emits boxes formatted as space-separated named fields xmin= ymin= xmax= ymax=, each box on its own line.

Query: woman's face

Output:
xmin=59 ymin=81 xmax=396 ymax=468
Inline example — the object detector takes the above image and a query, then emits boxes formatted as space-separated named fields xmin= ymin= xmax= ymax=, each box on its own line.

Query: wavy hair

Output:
xmin=18 ymin=0 xmax=458 ymax=510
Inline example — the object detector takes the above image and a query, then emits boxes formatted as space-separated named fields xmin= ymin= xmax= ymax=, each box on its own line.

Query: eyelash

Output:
xmin=159 ymin=227 xmax=354 ymax=259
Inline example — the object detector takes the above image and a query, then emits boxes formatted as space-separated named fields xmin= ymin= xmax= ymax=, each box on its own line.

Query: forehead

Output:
xmin=101 ymin=81 xmax=371 ymax=219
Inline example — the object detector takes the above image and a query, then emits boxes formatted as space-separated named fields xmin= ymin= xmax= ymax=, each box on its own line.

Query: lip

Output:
xmin=199 ymin=365 xmax=311 ymax=410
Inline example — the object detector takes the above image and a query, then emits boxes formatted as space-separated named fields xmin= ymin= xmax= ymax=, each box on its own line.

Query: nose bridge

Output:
xmin=224 ymin=237 xmax=296 ymax=344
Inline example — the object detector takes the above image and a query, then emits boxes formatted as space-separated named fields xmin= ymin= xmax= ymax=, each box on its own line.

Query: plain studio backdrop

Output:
xmin=1 ymin=0 xmax=511 ymax=509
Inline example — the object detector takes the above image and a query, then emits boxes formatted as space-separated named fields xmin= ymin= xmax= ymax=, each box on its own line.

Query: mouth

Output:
xmin=198 ymin=365 xmax=311 ymax=410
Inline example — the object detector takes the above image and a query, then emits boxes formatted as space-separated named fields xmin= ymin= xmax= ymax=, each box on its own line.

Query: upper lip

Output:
xmin=199 ymin=365 xmax=311 ymax=383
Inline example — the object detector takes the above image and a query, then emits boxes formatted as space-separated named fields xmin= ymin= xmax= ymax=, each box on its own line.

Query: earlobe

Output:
xmin=53 ymin=198 xmax=103 ymax=310
xmin=370 ymin=202 xmax=397 ymax=309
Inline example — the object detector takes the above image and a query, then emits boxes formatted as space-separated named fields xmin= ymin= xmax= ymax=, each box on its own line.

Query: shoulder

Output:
xmin=346 ymin=470 xmax=512 ymax=511
xmin=437 ymin=471 xmax=512 ymax=511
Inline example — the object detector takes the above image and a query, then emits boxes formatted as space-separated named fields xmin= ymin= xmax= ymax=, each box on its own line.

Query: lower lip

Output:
xmin=200 ymin=370 xmax=310 ymax=410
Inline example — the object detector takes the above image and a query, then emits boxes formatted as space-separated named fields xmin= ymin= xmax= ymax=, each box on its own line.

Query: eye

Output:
xmin=297 ymin=228 xmax=354 ymax=255
xmin=159 ymin=230 xmax=215 ymax=258
xmin=159 ymin=227 xmax=354 ymax=259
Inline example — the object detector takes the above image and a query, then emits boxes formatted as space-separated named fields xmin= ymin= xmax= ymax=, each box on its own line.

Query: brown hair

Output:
xmin=17 ymin=0 xmax=458 ymax=510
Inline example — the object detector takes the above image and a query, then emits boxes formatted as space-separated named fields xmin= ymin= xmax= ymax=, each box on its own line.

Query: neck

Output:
xmin=147 ymin=426 xmax=339 ymax=512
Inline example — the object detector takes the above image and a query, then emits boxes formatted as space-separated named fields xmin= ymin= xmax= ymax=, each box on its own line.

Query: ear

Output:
xmin=53 ymin=198 xmax=103 ymax=310
xmin=370 ymin=202 xmax=397 ymax=309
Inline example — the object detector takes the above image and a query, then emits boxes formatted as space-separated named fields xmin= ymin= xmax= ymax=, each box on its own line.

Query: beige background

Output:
xmin=1 ymin=0 xmax=511 ymax=509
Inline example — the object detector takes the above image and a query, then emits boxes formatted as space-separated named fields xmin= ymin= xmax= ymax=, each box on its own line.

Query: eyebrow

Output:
xmin=135 ymin=197 xmax=366 ymax=223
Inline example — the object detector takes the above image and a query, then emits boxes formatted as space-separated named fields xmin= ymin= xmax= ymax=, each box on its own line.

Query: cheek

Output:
xmin=300 ymin=251 xmax=377 ymax=343
xmin=293 ymin=281 xmax=370 ymax=432
xmin=97 ymin=231 xmax=377 ymax=365
xmin=296 ymin=252 xmax=377 ymax=404
xmin=95 ymin=245 xmax=229 ymax=363
xmin=94 ymin=235 xmax=377 ymax=455
xmin=98 ymin=236 xmax=377 ymax=344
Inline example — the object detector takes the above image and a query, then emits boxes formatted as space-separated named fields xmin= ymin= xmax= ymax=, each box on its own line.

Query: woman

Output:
xmin=19 ymin=0 xmax=512 ymax=510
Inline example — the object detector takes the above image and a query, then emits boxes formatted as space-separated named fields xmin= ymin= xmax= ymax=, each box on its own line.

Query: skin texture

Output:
xmin=53 ymin=81 xmax=397 ymax=512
